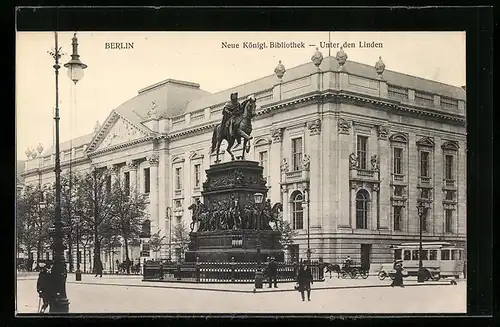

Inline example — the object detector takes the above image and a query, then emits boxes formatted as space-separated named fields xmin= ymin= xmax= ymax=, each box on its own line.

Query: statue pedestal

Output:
xmin=186 ymin=160 xmax=284 ymax=263
xmin=185 ymin=229 xmax=284 ymax=262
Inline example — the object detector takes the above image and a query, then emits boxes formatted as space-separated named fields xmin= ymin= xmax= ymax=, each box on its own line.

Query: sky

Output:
xmin=16 ymin=31 xmax=465 ymax=160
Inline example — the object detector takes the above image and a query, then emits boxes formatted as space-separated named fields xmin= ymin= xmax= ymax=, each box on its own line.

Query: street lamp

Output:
xmin=75 ymin=214 xmax=82 ymax=281
xmin=166 ymin=207 xmax=173 ymax=260
xmin=254 ymin=192 xmax=264 ymax=289
xmin=46 ymin=32 xmax=87 ymax=313
xmin=417 ymin=201 xmax=426 ymax=283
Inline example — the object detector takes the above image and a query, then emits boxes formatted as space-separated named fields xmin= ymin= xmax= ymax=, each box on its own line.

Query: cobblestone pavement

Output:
xmin=16 ymin=274 xmax=466 ymax=314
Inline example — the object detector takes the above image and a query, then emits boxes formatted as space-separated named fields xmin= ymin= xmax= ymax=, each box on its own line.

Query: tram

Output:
xmin=391 ymin=242 xmax=465 ymax=280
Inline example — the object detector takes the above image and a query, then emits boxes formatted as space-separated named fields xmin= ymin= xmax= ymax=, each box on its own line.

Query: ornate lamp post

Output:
xmin=47 ymin=32 xmax=68 ymax=313
xmin=64 ymin=32 xmax=86 ymax=283
xmin=166 ymin=206 xmax=173 ymax=260
xmin=417 ymin=201 xmax=426 ymax=283
xmin=304 ymin=187 xmax=311 ymax=263
xmin=254 ymin=192 xmax=264 ymax=289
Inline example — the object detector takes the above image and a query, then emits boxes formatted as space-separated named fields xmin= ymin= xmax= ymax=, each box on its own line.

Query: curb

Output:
xmin=66 ymin=280 xmax=457 ymax=294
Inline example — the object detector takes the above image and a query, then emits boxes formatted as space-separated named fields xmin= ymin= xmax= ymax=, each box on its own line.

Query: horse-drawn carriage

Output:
xmin=325 ymin=261 xmax=370 ymax=279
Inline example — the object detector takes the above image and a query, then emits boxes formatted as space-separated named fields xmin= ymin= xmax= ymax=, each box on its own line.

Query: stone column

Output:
xmin=127 ymin=160 xmax=138 ymax=192
xmin=270 ymin=128 xmax=283 ymax=203
xmin=107 ymin=164 xmax=120 ymax=185
xmin=350 ymin=185 xmax=357 ymax=228
xmin=148 ymin=154 xmax=160 ymax=234
xmin=281 ymin=186 xmax=290 ymax=225
xmin=307 ymin=118 xmax=321 ymax=228
xmin=371 ymin=184 xmax=379 ymax=230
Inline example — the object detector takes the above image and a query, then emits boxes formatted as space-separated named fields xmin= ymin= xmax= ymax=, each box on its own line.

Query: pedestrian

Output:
xmin=266 ymin=257 xmax=278 ymax=288
xmin=36 ymin=262 xmax=53 ymax=313
xmin=297 ymin=262 xmax=313 ymax=301
xmin=391 ymin=260 xmax=404 ymax=288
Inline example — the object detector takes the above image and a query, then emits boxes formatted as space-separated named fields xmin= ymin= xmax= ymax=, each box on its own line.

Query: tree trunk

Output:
xmin=93 ymin=229 xmax=102 ymax=275
xmin=83 ymin=245 xmax=86 ymax=273
xmin=68 ymin=235 xmax=74 ymax=272
xmin=124 ymin=237 xmax=130 ymax=274
xmin=37 ymin=240 xmax=42 ymax=266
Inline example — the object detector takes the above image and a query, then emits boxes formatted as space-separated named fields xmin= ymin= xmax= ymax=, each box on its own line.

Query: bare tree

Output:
xmin=172 ymin=222 xmax=190 ymax=262
xmin=277 ymin=220 xmax=299 ymax=258
xmin=60 ymin=172 xmax=80 ymax=272
xmin=74 ymin=168 xmax=114 ymax=275
xmin=149 ymin=230 xmax=166 ymax=260
xmin=108 ymin=178 xmax=148 ymax=274
xmin=16 ymin=185 xmax=54 ymax=268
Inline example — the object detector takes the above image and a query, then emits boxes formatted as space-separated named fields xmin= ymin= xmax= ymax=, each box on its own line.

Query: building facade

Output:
xmin=21 ymin=54 xmax=466 ymax=270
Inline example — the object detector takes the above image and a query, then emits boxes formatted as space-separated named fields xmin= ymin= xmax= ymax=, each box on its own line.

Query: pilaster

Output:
xmin=270 ymin=127 xmax=283 ymax=203
xmin=377 ymin=125 xmax=390 ymax=229
xmin=307 ymin=117 xmax=321 ymax=228
xmin=148 ymin=153 xmax=160 ymax=233
xmin=337 ymin=117 xmax=352 ymax=228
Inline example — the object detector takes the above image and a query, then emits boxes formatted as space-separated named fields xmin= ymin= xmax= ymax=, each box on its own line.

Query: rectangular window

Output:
xmin=394 ymin=249 xmax=402 ymax=260
xmin=421 ymin=189 xmax=430 ymax=199
xmin=259 ymin=151 xmax=268 ymax=181
xmin=403 ymin=250 xmax=411 ymax=261
xmin=445 ymin=155 xmax=454 ymax=180
xmin=393 ymin=147 xmax=403 ymax=174
xmin=451 ymin=250 xmax=459 ymax=260
xmin=393 ymin=206 xmax=402 ymax=231
xmin=174 ymin=200 xmax=182 ymax=208
xmin=411 ymin=250 xmax=419 ymax=260
xmin=124 ymin=172 xmax=130 ymax=196
xmin=357 ymin=136 xmax=368 ymax=169
xmin=441 ymin=249 xmax=450 ymax=260
xmin=291 ymin=138 xmax=303 ymax=171
xmin=144 ymin=168 xmax=150 ymax=194
xmin=429 ymin=250 xmax=438 ymax=260
xmin=421 ymin=208 xmax=428 ymax=232
xmin=175 ymin=167 xmax=182 ymax=190
xmin=445 ymin=209 xmax=453 ymax=233
xmin=394 ymin=186 xmax=403 ymax=197
xmin=445 ymin=190 xmax=454 ymax=201
xmin=194 ymin=164 xmax=201 ymax=188
xmin=420 ymin=151 xmax=430 ymax=177
xmin=421 ymin=250 xmax=429 ymax=260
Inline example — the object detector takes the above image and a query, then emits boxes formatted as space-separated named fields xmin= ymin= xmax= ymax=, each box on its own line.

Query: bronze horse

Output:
xmin=210 ymin=96 xmax=256 ymax=162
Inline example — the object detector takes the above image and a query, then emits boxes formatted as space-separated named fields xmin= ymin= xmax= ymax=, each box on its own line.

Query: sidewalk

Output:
xmin=59 ymin=274 xmax=462 ymax=294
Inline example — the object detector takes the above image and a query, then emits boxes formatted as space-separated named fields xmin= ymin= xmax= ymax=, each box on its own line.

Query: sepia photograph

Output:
xmin=16 ymin=31 xmax=467 ymax=315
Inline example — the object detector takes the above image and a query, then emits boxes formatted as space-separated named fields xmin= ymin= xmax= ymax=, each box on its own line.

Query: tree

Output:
xmin=172 ymin=222 xmax=190 ymax=261
xmin=108 ymin=178 xmax=148 ymax=273
xmin=149 ymin=230 xmax=166 ymax=260
xmin=16 ymin=185 xmax=54 ymax=267
xmin=60 ymin=172 xmax=80 ymax=272
xmin=277 ymin=220 xmax=299 ymax=258
xmin=74 ymin=168 xmax=114 ymax=274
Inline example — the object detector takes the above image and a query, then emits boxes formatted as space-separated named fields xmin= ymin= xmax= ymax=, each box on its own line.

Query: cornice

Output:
xmin=83 ymin=90 xmax=466 ymax=145
xmin=87 ymin=135 xmax=154 ymax=157
xmin=21 ymin=156 xmax=91 ymax=177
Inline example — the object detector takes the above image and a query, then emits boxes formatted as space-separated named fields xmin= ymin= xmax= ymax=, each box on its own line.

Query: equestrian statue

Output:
xmin=210 ymin=92 xmax=257 ymax=162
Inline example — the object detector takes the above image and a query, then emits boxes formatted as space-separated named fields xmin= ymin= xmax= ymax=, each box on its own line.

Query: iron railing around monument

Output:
xmin=143 ymin=260 xmax=325 ymax=283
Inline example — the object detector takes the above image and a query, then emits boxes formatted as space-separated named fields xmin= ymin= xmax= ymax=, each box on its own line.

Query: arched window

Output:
xmin=356 ymin=190 xmax=369 ymax=229
xmin=291 ymin=191 xmax=304 ymax=230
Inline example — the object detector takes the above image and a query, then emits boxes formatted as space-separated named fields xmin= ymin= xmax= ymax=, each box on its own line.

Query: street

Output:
xmin=16 ymin=274 xmax=466 ymax=314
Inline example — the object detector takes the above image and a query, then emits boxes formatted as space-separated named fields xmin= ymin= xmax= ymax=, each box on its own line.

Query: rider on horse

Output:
xmin=222 ymin=92 xmax=252 ymax=145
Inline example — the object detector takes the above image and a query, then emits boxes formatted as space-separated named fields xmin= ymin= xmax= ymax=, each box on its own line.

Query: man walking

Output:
xmin=36 ymin=262 xmax=53 ymax=313
xmin=266 ymin=257 xmax=278 ymax=288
